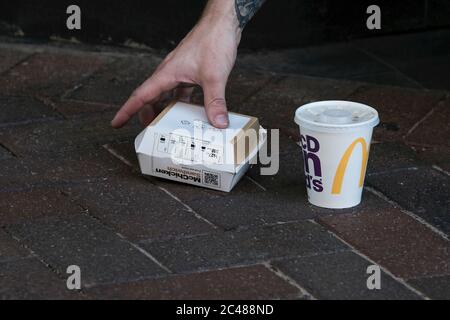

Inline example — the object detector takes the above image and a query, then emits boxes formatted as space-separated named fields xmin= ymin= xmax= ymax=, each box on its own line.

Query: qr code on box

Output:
xmin=203 ymin=171 xmax=220 ymax=187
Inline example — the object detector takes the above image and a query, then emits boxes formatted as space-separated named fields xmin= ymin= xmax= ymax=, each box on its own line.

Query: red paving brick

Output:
xmin=0 ymin=187 xmax=84 ymax=226
xmin=0 ymin=47 xmax=31 ymax=74
xmin=347 ymin=85 xmax=445 ymax=142
xmin=85 ymin=265 xmax=302 ymax=300
xmin=0 ymin=51 xmax=113 ymax=97
xmin=407 ymin=97 xmax=450 ymax=148
xmin=318 ymin=209 xmax=450 ymax=279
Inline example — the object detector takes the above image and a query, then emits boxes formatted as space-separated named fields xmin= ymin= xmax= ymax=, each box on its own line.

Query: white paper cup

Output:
xmin=294 ymin=101 xmax=380 ymax=209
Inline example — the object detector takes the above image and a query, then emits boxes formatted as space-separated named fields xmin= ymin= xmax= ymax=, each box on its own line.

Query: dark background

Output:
xmin=0 ymin=0 xmax=449 ymax=50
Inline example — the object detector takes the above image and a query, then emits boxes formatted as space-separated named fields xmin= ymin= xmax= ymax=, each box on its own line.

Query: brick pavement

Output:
xmin=0 ymin=33 xmax=449 ymax=300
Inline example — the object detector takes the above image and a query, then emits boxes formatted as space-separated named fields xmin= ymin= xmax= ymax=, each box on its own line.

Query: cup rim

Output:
xmin=295 ymin=100 xmax=380 ymax=133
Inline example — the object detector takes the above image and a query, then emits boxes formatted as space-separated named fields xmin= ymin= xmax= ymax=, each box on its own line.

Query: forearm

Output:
xmin=200 ymin=0 xmax=266 ymax=35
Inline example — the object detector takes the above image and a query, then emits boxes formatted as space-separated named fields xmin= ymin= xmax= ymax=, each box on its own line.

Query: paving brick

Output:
xmin=411 ymin=145 xmax=450 ymax=173
xmin=273 ymin=251 xmax=421 ymax=300
xmin=0 ymin=112 xmax=140 ymax=156
xmin=7 ymin=214 xmax=169 ymax=287
xmin=54 ymin=99 xmax=119 ymax=118
xmin=0 ymin=147 xmax=130 ymax=190
xmin=236 ymin=44 xmax=392 ymax=79
xmin=354 ymin=30 xmax=450 ymax=90
xmin=0 ymin=48 xmax=31 ymax=74
xmin=367 ymin=167 xmax=450 ymax=234
xmin=319 ymin=210 xmax=450 ymax=279
xmin=63 ymin=175 xmax=215 ymax=242
xmin=0 ymin=257 xmax=82 ymax=300
xmin=237 ymin=75 xmax=359 ymax=137
xmin=67 ymin=55 xmax=161 ymax=105
xmin=408 ymin=275 xmax=450 ymax=300
xmin=0 ymin=229 xmax=30 ymax=262
xmin=85 ymin=265 xmax=302 ymax=300
xmin=348 ymin=71 xmax=421 ymax=88
xmin=347 ymin=85 xmax=444 ymax=142
xmin=246 ymin=135 xmax=305 ymax=191
xmin=0 ymin=187 xmax=84 ymax=226
xmin=185 ymin=188 xmax=314 ymax=230
xmin=0 ymin=51 xmax=113 ymax=97
xmin=141 ymin=221 xmax=348 ymax=273
xmin=367 ymin=142 xmax=423 ymax=174
xmin=0 ymin=96 xmax=60 ymax=125
xmin=0 ymin=144 xmax=14 ymax=160
xmin=407 ymin=98 xmax=450 ymax=148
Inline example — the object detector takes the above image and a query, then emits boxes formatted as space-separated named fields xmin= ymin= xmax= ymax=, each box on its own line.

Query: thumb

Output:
xmin=203 ymin=80 xmax=229 ymax=129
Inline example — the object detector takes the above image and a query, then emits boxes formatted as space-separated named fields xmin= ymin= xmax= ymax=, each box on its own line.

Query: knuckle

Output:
xmin=206 ymin=97 xmax=227 ymax=109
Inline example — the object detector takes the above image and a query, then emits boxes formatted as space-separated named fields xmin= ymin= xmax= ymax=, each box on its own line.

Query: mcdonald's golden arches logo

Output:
xmin=332 ymin=137 xmax=369 ymax=195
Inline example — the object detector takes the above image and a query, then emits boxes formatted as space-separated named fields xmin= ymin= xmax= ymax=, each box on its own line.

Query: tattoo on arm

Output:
xmin=235 ymin=0 xmax=266 ymax=29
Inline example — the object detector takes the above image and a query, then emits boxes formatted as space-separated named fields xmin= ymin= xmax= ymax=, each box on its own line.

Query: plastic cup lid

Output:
xmin=294 ymin=100 xmax=380 ymax=133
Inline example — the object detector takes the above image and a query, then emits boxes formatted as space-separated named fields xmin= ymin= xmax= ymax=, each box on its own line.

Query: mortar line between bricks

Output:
xmin=432 ymin=164 xmax=450 ymax=177
xmin=245 ymin=175 xmax=267 ymax=191
xmin=351 ymin=44 xmax=426 ymax=90
xmin=34 ymin=95 xmax=68 ymax=120
xmin=404 ymin=106 xmax=437 ymax=139
xmin=102 ymin=143 xmax=219 ymax=229
xmin=0 ymin=52 xmax=36 ymax=77
xmin=115 ymin=232 xmax=172 ymax=274
xmin=0 ymin=226 xmax=90 ymax=298
xmin=309 ymin=219 xmax=430 ymax=300
xmin=262 ymin=262 xmax=316 ymax=300
xmin=240 ymin=74 xmax=285 ymax=105
xmin=0 ymin=141 xmax=17 ymax=157
xmin=60 ymin=57 xmax=120 ymax=100
xmin=156 ymin=185 xmax=219 ymax=229
xmin=365 ymin=186 xmax=450 ymax=241
xmin=404 ymin=95 xmax=447 ymax=139
xmin=103 ymin=143 xmax=134 ymax=167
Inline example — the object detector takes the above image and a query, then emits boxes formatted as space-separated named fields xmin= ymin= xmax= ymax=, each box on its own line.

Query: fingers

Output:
xmin=111 ymin=73 xmax=176 ymax=128
xmin=174 ymin=86 xmax=194 ymax=103
xmin=203 ymin=79 xmax=229 ymax=129
xmin=138 ymin=91 xmax=173 ymax=127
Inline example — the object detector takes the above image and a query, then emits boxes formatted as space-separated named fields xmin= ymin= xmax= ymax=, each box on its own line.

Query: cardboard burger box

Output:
xmin=135 ymin=101 xmax=267 ymax=192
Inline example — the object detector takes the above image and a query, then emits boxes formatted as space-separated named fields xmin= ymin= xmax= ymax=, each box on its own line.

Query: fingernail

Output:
xmin=215 ymin=114 xmax=229 ymax=128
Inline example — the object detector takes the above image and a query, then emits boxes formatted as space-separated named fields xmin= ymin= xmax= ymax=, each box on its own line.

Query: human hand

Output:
xmin=111 ymin=1 xmax=241 ymax=129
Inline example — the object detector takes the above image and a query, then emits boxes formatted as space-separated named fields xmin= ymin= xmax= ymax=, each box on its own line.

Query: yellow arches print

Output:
xmin=332 ymin=137 xmax=369 ymax=195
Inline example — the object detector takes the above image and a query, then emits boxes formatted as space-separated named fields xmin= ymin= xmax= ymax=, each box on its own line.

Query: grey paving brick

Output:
xmin=236 ymin=44 xmax=392 ymax=79
xmin=0 ymin=147 xmax=130 ymax=190
xmin=68 ymin=55 xmax=161 ymax=105
xmin=0 ymin=187 xmax=83 ymax=226
xmin=0 ymin=96 xmax=60 ymax=125
xmin=367 ymin=167 xmax=450 ymax=235
xmin=0 ymin=144 xmax=14 ymax=160
xmin=54 ymin=99 xmax=119 ymax=118
xmin=0 ymin=51 xmax=113 ymax=97
xmin=185 ymin=188 xmax=314 ymax=230
xmin=368 ymin=142 xmax=423 ymax=174
xmin=0 ymin=112 xmax=140 ymax=156
xmin=408 ymin=275 xmax=450 ymax=300
xmin=0 ymin=229 xmax=30 ymax=262
xmin=63 ymin=175 xmax=215 ymax=242
xmin=85 ymin=265 xmax=302 ymax=300
xmin=273 ymin=251 xmax=421 ymax=300
xmin=7 ymin=214 xmax=169 ymax=287
xmin=319 ymin=209 xmax=450 ymax=279
xmin=0 ymin=257 xmax=82 ymax=300
xmin=355 ymin=30 xmax=450 ymax=90
xmin=141 ymin=221 xmax=348 ymax=273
